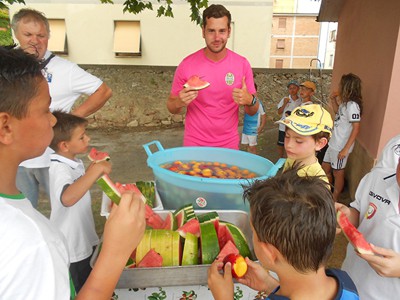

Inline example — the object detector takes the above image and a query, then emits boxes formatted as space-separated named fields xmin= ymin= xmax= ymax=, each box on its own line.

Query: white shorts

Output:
xmin=323 ymin=146 xmax=349 ymax=170
xmin=241 ymin=134 xmax=258 ymax=146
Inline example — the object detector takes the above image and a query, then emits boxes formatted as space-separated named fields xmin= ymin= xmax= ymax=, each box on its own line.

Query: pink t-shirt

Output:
xmin=171 ymin=49 xmax=256 ymax=149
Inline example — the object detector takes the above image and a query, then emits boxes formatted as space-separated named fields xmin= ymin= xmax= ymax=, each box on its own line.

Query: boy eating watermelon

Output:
xmin=208 ymin=167 xmax=359 ymax=299
xmin=0 ymin=47 xmax=145 ymax=299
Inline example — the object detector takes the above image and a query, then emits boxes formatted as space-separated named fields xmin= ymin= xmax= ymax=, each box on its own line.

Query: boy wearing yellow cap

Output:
xmin=277 ymin=104 xmax=333 ymax=184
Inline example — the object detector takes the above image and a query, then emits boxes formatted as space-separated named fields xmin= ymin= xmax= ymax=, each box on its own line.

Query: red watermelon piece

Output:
xmin=162 ymin=211 xmax=177 ymax=230
xmin=183 ymin=75 xmax=210 ymax=90
xmin=88 ymin=148 xmax=110 ymax=162
xmin=337 ymin=210 xmax=374 ymax=255
xmin=217 ymin=222 xmax=234 ymax=250
xmin=177 ymin=218 xmax=200 ymax=238
xmin=216 ymin=240 xmax=239 ymax=262
xmin=137 ymin=248 xmax=163 ymax=268
xmin=145 ymin=205 xmax=164 ymax=229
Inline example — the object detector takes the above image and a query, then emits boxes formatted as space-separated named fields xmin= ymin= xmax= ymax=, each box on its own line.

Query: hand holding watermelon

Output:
xmin=357 ymin=244 xmax=400 ymax=277
xmin=88 ymin=147 xmax=110 ymax=163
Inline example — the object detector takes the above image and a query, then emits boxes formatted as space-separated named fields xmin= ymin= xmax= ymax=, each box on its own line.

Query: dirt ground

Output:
xmin=38 ymin=122 xmax=350 ymax=269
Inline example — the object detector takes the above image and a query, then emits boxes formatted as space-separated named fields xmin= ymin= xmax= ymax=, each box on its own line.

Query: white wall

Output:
xmin=10 ymin=0 xmax=273 ymax=67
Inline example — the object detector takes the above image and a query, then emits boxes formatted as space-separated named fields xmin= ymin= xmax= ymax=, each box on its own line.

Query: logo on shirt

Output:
xmin=366 ymin=202 xmax=377 ymax=219
xmin=225 ymin=73 xmax=234 ymax=86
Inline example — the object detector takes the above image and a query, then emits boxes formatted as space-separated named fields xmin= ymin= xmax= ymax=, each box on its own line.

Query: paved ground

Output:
xmin=39 ymin=123 xmax=349 ymax=269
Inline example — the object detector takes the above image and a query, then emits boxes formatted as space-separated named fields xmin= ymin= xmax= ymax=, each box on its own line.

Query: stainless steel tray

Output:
xmin=90 ymin=210 xmax=253 ymax=288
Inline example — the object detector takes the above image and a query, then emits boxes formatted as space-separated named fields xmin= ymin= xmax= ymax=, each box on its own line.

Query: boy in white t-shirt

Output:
xmin=49 ymin=111 xmax=112 ymax=293
xmin=277 ymin=80 xmax=301 ymax=158
xmin=0 ymin=47 xmax=145 ymax=300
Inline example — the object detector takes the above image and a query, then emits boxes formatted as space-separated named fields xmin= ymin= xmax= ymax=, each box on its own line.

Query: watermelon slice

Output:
xmin=337 ymin=210 xmax=374 ymax=255
xmin=136 ymin=230 xmax=152 ymax=264
xmin=215 ymin=240 xmax=239 ymax=262
xmin=88 ymin=148 xmax=110 ymax=162
xmin=145 ymin=205 xmax=164 ymax=229
xmin=183 ymin=75 xmax=210 ymax=91
xmin=97 ymin=175 xmax=147 ymax=205
xmin=96 ymin=175 xmax=121 ymax=204
xmin=162 ymin=211 xmax=178 ymax=230
xmin=217 ymin=222 xmax=234 ymax=250
xmin=200 ymin=222 xmax=220 ymax=264
xmin=224 ymin=222 xmax=253 ymax=259
xmin=137 ymin=248 xmax=163 ymax=268
xmin=177 ymin=218 xmax=200 ymax=238
xmin=173 ymin=204 xmax=196 ymax=228
xmin=181 ymin=232 xmax=198 ymax=266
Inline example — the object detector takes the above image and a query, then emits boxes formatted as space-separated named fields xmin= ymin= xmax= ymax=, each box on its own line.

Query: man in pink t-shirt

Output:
xmin=167 ymin=4 xmax=259 ymax=150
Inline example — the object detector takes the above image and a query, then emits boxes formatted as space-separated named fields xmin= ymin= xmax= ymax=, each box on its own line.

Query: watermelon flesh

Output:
xmin=88 ymin=147 xmax=110 ymax=162
xmin=183 ymin=75 xmax=210 ymax=91
xmin=177 ymin=218 xmax=200 ymax=238
xmin=137 ymin=248 xmax=163 ymax=268
xmin=216 ymin=240 xmax=239 ymax=262
xmin=337 ymin=210 xmax=374 ymax=255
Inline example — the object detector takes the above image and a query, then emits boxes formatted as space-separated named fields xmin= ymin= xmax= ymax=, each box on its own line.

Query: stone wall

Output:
xmin=77 ymin=65 xmax=332 ymax=128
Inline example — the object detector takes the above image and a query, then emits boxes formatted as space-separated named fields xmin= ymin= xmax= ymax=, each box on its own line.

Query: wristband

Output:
xmin=247 ymin=95 xmax=257 ymax=106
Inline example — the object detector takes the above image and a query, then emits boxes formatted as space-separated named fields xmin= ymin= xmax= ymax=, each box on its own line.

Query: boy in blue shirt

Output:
xmin=208 ymin=168 xmax=359 ymax=300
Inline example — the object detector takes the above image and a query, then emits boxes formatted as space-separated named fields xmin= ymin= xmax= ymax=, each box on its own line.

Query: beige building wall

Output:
xmin=270 ymin=15 xmax=321 ymax=68
xmin=10 ymin=0 xmax=273 ymax=67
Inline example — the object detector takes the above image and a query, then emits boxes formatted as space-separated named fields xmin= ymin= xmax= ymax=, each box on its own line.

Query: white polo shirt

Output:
xmin=49 ymin=154 xmax=99 ymax=263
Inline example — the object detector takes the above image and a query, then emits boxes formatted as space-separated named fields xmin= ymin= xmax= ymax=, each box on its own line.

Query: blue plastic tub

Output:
xmin=143 ymin=141 xmax=285 ymax=211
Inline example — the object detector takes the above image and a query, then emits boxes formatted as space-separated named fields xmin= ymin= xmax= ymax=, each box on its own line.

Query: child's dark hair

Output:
xmin=312 ymin=131 xmax=330 ymax=142
xmin=202 ymin=4 xmax=231 ymax=28
xmin=243 ymin=167 xmax=336 ymax=273
xmin=50 ymin=110 xmax=88 ymax=151
xmin=339 ymin=73 xmax=363 ymax=114
xmin=0 ymin=47 xmax=43 ymax=119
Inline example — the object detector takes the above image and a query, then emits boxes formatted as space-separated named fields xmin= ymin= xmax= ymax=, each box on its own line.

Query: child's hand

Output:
xmin=102 ymin=192 xmax=146 ymax=260
xmin=358 ymin=244 xmax=400 ymax=277
xmin=87 ymin=160 xmax=112 ymax=175
xmin=236 ymin=258 xmax=279 ymax=293
xmin=207 ymin=260 xmax=234 ymax=300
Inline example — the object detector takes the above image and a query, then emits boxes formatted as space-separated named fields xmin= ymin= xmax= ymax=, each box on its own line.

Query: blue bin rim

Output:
xmin=142 ymin=140 xmax=285 ymax=185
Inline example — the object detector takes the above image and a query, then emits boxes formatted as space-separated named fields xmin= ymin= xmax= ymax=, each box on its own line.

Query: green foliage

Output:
xmin=100 ymin=0 xmax=208 ymax=25
xmin=0 ymin=6 xmax=13 ymax=46
xmin=0 ymin=0 xmax=25 ymax=10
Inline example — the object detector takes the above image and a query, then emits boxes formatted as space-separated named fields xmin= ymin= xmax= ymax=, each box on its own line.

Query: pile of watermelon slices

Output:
xmin=95 ymin=173 xmax=254 ymax=268
xmin=131 ymin=203 xmax=254 ymax=268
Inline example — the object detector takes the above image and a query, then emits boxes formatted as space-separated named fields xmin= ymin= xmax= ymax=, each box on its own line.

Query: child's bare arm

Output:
xmin=61 ymin=161 xmax=112 ymax=206
xmin=258 ymin=114 xmax=267 ymax=133
xmin=277 ymin=97 xmax=290 ymax=115
xmin=76 ymin=192 xmax=146 ymax=300
xmin=338 ymin=122 xmax=360 ymax=159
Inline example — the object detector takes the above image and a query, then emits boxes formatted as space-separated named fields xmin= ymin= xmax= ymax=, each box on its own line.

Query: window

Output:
xmin=48 ymin=19 xmax=67 ymax=55
xmin=275 ymin=59 xmax=283 ymax=68
xmin=330 ymin=30 xmax=337 ymax=42
xmin=113 ymin=21 xmax=141 ymax=57
xmin=276 ymin=39 xmax=285 ymax=49
xmin=278 ymin=17 xmax=286 ymax=29
xmin=329 ymin=54 xmax=334 ymax=67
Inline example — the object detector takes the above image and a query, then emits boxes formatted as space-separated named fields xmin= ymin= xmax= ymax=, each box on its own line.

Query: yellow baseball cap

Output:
xmin=300 ymin=81 xmax=317 ymax=92
xmin=277 ymin=104 xmax=333 ymax=136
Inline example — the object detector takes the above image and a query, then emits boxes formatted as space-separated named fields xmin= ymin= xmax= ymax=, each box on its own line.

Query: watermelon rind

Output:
xmin=136 ymin=230 xmax=152 ymax=264
xmin=162 ymin=211 xmax=178 ymax=230
xmin=96 ymin=175 xmax=121 ymax=204
xmin=197 ymin=211 xmax=219 ymax=223
xmin=151 ymin=230 xmax=174 ymax=266
xmin=224 ymin=222 xmax=253 ymax=259
xmin=200 ymin=222 xmax=220 ymax=264
xmin=181 ymin=232 xmax=198 ymax=266
xmin=135 ymin=181 xmax=155 ymax=207
xmin=177 ymin=218 xmax=200 ymax=238
xmin=171 ymin=231 xmax=181 ymax=266
xmin=337 ymin=210 xmax=374 ymax=255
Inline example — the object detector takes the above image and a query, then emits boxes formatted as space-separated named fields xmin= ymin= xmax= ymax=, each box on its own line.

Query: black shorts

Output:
xmin=277 ymin=130 xmax=285 ymax=146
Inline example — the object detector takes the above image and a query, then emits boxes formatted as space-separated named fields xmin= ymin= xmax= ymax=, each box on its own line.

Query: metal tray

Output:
xmin=90 ymin=210 xmax=253 ymax=288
